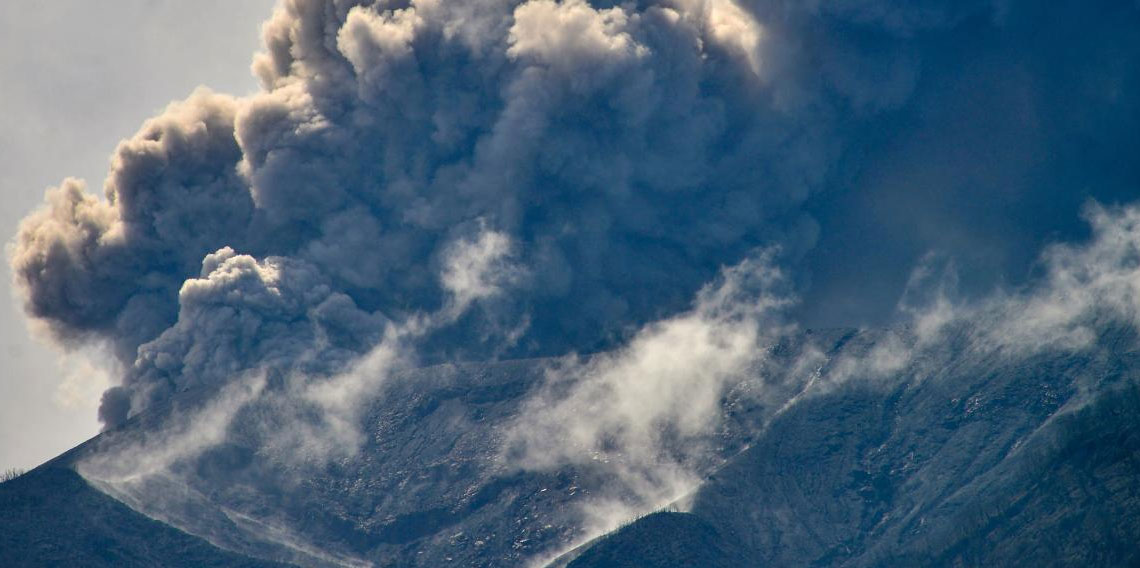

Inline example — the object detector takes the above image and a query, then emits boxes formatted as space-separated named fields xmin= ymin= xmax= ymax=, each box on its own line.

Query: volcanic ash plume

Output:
xmin=13 ymin=0 xmax=1140 ymax=435
xmin=10 ymin=0 xmax=867 ymax=426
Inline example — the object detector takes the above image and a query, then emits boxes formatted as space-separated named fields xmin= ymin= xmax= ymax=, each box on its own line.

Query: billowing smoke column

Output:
xmin=8 ymin=0 xmax=788 ymax=426
xmin=10 ymin=0 xmax=1140 ymax=428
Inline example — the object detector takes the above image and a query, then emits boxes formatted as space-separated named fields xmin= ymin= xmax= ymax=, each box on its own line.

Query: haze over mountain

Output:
xmin=4 ymin=0 xmax=1140 ymax=566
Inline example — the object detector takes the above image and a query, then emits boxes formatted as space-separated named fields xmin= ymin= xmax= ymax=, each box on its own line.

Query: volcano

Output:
xmin=4 ymin=326 xmax=1139 ymax=567
xmin=5 ymin=2 xmax=1140 ymax=567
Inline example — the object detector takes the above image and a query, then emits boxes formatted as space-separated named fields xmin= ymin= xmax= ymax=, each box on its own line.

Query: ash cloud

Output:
xmin=7 ymin=0 xmax=831 ymax=425
xmin=7 ymin=4 xmax=1140 ymax=564
xmin=11 ymin=90 xmax=249 ymax=363
xmin=9 ymin=0 xmax=1140 ymax=436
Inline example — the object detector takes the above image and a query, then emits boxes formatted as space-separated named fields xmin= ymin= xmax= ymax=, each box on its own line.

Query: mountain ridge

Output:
xmin=5 ymin=326 xmax=1140 ymax=566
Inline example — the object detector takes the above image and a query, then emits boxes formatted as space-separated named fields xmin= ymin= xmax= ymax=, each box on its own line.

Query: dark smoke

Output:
xmin=10 ymin=0 xmax=1140 ymax=427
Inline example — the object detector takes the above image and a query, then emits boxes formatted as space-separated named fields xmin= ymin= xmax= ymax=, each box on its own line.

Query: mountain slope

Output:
xmin=6 ymin=327 xmax=1140 ymax=567
xmin=566 ymin=328 xmax=1140 ymax=566
xmin=565 ymin=512 xmax=748 ymax=568
xmin=1 ymin=332 xmax=847 ymax=567
xmin=0 ymin=466 xmax=288 ymax=568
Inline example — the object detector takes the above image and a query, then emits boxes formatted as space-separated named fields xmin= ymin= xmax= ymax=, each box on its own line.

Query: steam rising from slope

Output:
xmin=504 ymin=252 xmax=793 ymax=512
xmin=507 ymin=203 xmax=1140 ymax=545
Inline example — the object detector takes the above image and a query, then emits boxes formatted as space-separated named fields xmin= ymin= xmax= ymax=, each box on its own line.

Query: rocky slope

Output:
xmin=566 ymin=327 xmax=1140 ymax=566
xmin=4 ymin=326 xmax=1140 ymax=566
xmin=0 ymin=466 xmax=286 ymax=568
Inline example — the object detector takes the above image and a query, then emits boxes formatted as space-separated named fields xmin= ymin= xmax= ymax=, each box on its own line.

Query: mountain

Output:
xmin=564 ymin=327 xmax=1140 ymax=567
xmin=0 ymin=466 xmax=284 ymax=568
xmin=4 ymin=327 xmax=1140 ymax=566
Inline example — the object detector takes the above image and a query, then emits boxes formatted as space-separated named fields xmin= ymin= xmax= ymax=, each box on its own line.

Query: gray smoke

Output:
xmin=10 ymin=0 xmax=1140 ymax=429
